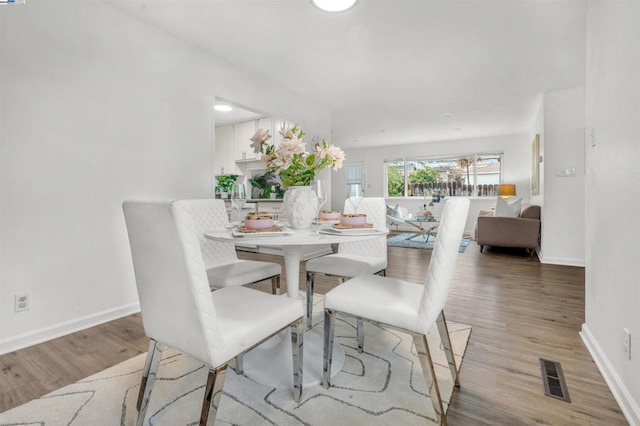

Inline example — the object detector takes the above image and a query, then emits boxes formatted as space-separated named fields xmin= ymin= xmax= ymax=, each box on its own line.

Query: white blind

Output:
xmin=345 ymin=163 xmax=364 ymax=185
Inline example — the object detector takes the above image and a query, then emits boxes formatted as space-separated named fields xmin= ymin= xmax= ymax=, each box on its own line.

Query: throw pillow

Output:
xmin=386 ymin=204 xmax=404 ymax=220
xmin=494 ymin=197 xmax=522 ymax=218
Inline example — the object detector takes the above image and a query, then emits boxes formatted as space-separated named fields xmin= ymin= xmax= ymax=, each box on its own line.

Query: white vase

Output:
xmin=282 ymin=185 xmax=318 ymax=229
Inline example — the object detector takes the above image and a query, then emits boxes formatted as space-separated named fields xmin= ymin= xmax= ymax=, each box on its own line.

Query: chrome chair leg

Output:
xmin=235 ymin=355 xmax=244 ymax=375
xmin=436 ymin=310 xmax=460 ymax=387
xmin=354 ymin=269 xmax=385 ymax=354
xmin=201 ymin=365 xmax=228 ymax=426
xmin=271 ymin=276 xmax=280 ymax=295
xmin=413 ymin=333 xmax=445 ymax=425
xmin=136 ymin=339 xmax=164 ymax=426
xmin=291 ymin=317 xmax=304 ymax=402
xmin=322 ymin=309 xmax=336 ymax=389
xmin=356 ymin=319 xmax=364 ymax=353
xmin=306 ymin=272 xmax=314 ymax=329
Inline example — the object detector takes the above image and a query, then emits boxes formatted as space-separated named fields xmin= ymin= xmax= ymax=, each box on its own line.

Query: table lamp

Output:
xmin=498 ymin=184 xmax=516 ymax=198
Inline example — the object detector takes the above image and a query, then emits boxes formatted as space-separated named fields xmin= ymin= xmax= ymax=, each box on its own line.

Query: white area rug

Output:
xmin=0 ymin=295 xmax=471 ymax=425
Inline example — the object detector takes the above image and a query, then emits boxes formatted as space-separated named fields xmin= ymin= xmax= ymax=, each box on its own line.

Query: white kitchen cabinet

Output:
xmin=214 ymin=125 xmax=236 ymax=175
xmin=233 ymin=120 xmax=257 ymax=161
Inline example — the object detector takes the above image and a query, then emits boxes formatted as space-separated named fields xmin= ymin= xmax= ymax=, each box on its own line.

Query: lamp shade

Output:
xmin=498 ymin=184 xmax=517 ymax=197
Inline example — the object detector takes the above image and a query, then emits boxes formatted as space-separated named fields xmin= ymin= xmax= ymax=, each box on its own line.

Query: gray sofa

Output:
xmin=476 ymin=203 xmax=541 ymax=258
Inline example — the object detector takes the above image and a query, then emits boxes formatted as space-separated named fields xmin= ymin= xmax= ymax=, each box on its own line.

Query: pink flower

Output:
xmin=279 ymin=126 xmax=297 ymax=140
xmin=261 ymin=151 xmax=277 ymax=167
xmin=250 ymin=129 xmax=271 ymax=154
xmin=279 ymin=135 xmax=306 ymax=156
xmin=270 ymin=152 xmax=292 ymax=172
xmin=320 ymin=144 xmax=345 ymax=170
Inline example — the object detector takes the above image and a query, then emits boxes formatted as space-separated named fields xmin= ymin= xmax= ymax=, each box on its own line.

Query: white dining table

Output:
xmin=204 ymin=225 xmax=389 ymax=388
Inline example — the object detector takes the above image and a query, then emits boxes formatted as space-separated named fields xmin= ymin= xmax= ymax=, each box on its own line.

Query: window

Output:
xmin=385 ymin=153 xmax=502 ymax=197
xmin=345 ymin=162 xmax=366 ymax=192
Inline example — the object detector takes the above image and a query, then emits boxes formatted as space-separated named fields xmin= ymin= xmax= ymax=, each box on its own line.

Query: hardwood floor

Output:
xmin=0 ymin=242 xmax=628 ymax=424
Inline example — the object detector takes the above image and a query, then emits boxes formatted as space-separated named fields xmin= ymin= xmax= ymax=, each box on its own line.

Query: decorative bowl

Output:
xmin=339 ymin=213 xmax=367 ymax=227
xmin=319 ymin=210 xmax=341 ymax=220
xmin=244 ymin=215 xmax=274 ymax=230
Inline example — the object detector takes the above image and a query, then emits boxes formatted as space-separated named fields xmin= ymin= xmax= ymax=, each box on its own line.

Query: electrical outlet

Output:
xmin=623 ymin=328 xmax=631 ymax=360
xmin=15 ymin=292 xmax=30 ymax=312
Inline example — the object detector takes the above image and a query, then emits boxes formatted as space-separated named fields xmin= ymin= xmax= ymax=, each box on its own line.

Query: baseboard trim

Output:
xmin=540 ymin=255 xmax=585 ymax=267
xmin=0 ymin=302 xmax=141 ymax=356
xmin=580 ymin=324 xmax=640 ymax=426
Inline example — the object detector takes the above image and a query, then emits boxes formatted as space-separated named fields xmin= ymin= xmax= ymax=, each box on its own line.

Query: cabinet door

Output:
xmin=233 ymin=120 xmax=257 ymax=161
xmin=214 ymin=125 xmax=235 ymax=175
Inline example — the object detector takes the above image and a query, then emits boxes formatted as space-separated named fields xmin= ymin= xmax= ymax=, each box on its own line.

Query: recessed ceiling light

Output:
xmin=310 ymin=0 xmax=358 ymax=13
xmin=453 ymin=127 xmax=462 ymax=131
xmin=214 ymin=104 xmax=233 ymax=112
xmin=441 ymin=113 xmax=453 ymax=118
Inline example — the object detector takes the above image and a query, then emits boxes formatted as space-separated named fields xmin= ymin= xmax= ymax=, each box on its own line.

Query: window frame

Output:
xmin=384 ymin=152 xmax=504 ymax=198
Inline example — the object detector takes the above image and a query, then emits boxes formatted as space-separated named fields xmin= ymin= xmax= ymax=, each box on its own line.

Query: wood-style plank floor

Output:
xmin=0 ymin=240 xmax=628 ymax=425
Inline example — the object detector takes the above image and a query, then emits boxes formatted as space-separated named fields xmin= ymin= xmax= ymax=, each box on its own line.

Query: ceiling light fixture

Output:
xmin=214 ymin=104 xmax=233 ymax=112
xmin=310 ymin=0 xmax=358 ymax=13
xmin=441 ymin=113 xmax=453 ymax=119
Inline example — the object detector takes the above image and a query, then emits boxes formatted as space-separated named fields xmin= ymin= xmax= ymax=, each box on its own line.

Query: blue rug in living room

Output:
xmin=387 ymin=233 xmax=471 ymax=252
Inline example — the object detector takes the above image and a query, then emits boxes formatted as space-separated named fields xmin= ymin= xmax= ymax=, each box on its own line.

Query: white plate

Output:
xmin=227 ymin=220 xmax=286 ymax=229
xmin=231 ymin=227 xmax=294 ymax=238
xmin=312 ymin=219 xmax=340 ymax=225
xmin=318 ymin=227 xmax=387 ymax=236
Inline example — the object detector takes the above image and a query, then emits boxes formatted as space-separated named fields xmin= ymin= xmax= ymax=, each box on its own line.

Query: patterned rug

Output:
xmin=0 ymin=295 xmax=471 ymax=425
xmin=387 ymin=233 xmax=471 ymax=253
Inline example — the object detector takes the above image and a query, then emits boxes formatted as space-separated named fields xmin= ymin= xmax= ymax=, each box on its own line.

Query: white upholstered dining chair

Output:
xmin=305 ymin=197 xmax=387 ymax=339
xmin=123 ymin=200 xmax=304 ymax=426
xmin=322 ymin=197 xmax=469 ymax=426
xmin=175 ymin=199 xmax=282 ymax=294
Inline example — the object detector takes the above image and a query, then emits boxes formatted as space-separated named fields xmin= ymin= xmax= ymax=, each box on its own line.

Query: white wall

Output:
xmin=334 ymin=133 xmax=531 ymax=234
xmin=581 ymin=1 xmax=640 ymax=424
xmin=0 ymin=1 xmax=330 ymax=354
xmin=541 ymin=88 xmax=586 ymax=266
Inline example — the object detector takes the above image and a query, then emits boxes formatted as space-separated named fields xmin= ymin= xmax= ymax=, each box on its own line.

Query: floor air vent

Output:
xmin=539 ymin=358 xmax=571 ymax=403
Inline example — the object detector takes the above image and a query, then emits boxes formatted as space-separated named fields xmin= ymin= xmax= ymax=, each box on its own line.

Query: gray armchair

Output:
xmin=476 ymin=203 xmax=541 ymax=258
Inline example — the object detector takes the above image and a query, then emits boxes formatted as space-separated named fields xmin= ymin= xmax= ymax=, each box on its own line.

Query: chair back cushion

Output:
xmin=416 ymin=198 xmax=469 ymax=334
xmin=174 ymin=199 xmax=237 ymax=266
xmin=520 ymin=203 xmax=541 ymax=220
xmin=386 ymin=204 xmax=404 ymax=220
xmin=123 ymin=200 xmax=223 ymax=366
xmin=339 ymin=197 xmax=388 ymax=260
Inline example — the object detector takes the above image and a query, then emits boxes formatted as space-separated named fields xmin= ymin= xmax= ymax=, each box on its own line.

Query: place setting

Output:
xmin=231 ymin=212 xmax=294 ymax=237
xmin=316 ymin=184 xmax=387 ymax=236
xmin=317 ymin=213 xmax=386 ymax=236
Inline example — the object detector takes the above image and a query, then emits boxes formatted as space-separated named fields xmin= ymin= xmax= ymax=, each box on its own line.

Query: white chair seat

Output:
xmin=214 ymin=286 xmax=302 ymax=362
xmin=324 ymin=274 xmax=423 ymax=333
xmin=305 ymin=254 xmax=386 ymax=278
xmin=206 ymin=260 xmax=281 ymax=289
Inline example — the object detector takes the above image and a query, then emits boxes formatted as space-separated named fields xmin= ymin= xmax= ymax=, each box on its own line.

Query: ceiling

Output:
xmin=107 ymin=0 xmax=586 ymax=149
